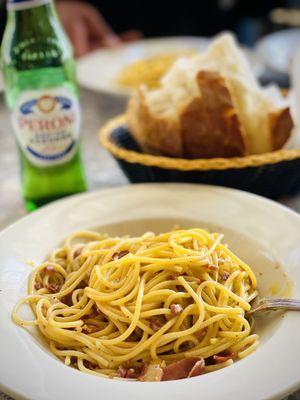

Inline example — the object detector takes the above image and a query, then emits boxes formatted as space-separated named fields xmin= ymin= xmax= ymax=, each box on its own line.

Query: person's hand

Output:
xmin=56 ymin=1 xmax=142 ymax=57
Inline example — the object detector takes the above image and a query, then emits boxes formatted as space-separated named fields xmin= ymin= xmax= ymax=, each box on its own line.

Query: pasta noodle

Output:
xmin=117 ymin=51 xmax=195 ymax=89
xmin=12 ymin=228 xmax=259 ymax=381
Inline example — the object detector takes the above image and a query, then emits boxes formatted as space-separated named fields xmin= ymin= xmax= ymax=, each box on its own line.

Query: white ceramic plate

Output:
xmin=0 ymin=184 xmax=300 ymax=400
xmin=255 ymin=29 xmax=300 ymax=74
xmin=77 ymin=37 xmax=262 ymax=96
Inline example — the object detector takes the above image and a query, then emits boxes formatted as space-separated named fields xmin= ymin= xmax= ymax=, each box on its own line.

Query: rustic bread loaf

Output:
xmin=127 ymin=34 xmax=293 ymax=159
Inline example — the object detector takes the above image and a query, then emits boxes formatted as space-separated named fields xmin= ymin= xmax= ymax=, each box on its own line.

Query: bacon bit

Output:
xmin=169 ymin=303 xmax=183 ymax=316
xmin=139 ymin=362 xmax=148 ymax=376
xmin=83 ymin=360 xmax=98 ymax=370
xmin=205 ymin=356 xmax=215 ymax=366
xmin=73 ymin=246 xmax=84 ymax=259
xmin=70 ymin=356 xmax=77 ymax=366
xmin=116 ymin=365 xmax=127 ymax=378
xmin=170 ymin=272 xmax=180 ymax=280
xmin=162 ymin=357 xmax=203 ymax=381
xmin=44 ymin=265 xmax=55 ymax=274
xmin=150 ymin=315 xmax=166 ymax=331
xmin=221 ymin=271 xmax=230 ymax=281
xmin=77 ymin=281 xmax=88 ymax=289
xmin=125 ymin=368 xmax=140 ymax=379
xmin=213 ymin=352 xmax=234 ymax=363
xmin=208 ymin=264 xmax=218 ymax=271
xmin=83 ymin=311 xmax=96 ymax=320
xmin=46 ymin=283 xmax=60 ymax=293
xmin=82 ymin=324 xmax=99 ymax=334
xmin=112 ymin=250 xmax=129 ymax=260
xmin=127 ymin=332 xmax=139 ymax=342
xmin=61 ymin=294 xmax=73 ymax=306
xmin=95 ymin=305 xmax=102 ymax=314
xmin=34 ymin=282 xmax=42 ymax=290
xmin=139 ymin=363 xmax=163 ymax=382
xmin=188 ymin=359 xmax=205 ymax=377
xmin=195 ymin=330 xmax=204 ymax=340
xmin=116 ymin=365 xmax=140 ymax=379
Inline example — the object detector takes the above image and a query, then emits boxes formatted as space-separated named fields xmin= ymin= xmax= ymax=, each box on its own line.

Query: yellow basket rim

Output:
xmin=99 ymin=114 xmax=300 ymax=172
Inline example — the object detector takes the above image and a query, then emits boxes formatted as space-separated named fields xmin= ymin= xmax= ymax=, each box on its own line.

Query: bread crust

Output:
xmin=127 ymin=89 xmax=183 ymax=157
xmin=269 ymin=107 xmax=293 ymax=151
xmin=180 ymin=71 xmax=247 ymax=158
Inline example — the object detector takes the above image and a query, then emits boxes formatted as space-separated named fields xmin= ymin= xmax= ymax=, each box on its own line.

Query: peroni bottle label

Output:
xmin=12 ymin=87 xmax=81 ymax=167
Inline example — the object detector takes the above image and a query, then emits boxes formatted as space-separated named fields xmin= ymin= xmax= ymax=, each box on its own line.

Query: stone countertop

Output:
xmin=0 ymin=89 xmax=299 ymax=400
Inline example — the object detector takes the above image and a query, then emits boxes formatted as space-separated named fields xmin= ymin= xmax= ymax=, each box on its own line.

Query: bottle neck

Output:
xmin=7 ymin=0 xmax=57 ymax=27
xmin=2 ymin=0 xmax=73 ymax=68
xmin=7 ymin=0 xmax=57 ymax=36
xmin=5 ymin=0 xmax=70 ymax=50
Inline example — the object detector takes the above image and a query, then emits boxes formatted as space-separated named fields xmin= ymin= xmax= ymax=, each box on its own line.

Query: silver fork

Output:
xmin=249 ymin=297 xmax=300 ymax=314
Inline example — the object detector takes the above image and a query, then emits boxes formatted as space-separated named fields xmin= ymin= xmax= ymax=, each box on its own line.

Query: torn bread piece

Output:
xmin=128 ymin=88 xmax=183 ymax=157
xmin=181 ymin=70 xmax=246 ymax=158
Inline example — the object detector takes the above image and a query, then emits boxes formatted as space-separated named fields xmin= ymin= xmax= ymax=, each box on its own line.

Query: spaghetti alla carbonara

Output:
xmin=13 ymin=228 xmax=259 ymax=381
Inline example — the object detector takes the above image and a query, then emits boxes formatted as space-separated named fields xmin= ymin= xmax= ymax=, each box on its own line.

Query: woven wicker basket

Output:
xmin=100 ymin=115 xmax=300 ymax=199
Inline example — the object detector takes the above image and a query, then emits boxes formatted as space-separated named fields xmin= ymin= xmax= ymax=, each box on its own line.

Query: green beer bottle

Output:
xmin=1 ymin=0 xmax=87 ymax=211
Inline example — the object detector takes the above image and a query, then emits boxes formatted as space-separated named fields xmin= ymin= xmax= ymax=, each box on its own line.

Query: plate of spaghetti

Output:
xmin=0 ymin=184 xmax=299 ymax=400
